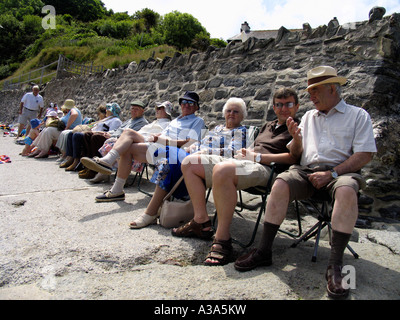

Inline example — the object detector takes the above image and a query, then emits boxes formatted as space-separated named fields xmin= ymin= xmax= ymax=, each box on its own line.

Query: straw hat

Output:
xmin=305 ymin=66 xmax=347 ymax=91
xmin=61 ymin=99 xmax=76 ymax=110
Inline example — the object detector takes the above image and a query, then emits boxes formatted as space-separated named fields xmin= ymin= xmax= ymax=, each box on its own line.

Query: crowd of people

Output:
xmin=16 ymin=66 xmax=377 ymax=299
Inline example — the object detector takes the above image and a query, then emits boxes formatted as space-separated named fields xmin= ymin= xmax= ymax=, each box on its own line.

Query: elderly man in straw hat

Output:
xmin=234 ymin=66 xmax=377 ymax=299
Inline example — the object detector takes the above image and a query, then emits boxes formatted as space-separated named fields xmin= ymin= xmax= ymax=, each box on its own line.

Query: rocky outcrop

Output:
xmin=1 ymin=9 xmax=399 ymax=222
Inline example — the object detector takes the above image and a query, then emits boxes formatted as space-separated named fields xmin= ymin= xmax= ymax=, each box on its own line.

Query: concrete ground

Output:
xmin=0 ymin=134 xmax=399 ymax=301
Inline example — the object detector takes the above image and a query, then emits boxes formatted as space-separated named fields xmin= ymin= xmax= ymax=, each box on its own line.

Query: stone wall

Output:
xmin=1 ymin=11 xmax=399 ymax=223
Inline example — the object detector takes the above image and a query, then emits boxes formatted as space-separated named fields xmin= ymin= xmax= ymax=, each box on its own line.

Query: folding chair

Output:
xmin=136 ymin=164 xmax=154 ymax=197
xmin=209 ymin=161 xmax=302 ymax=248
xmin=291 ymin=191 xmax=359 ymax=262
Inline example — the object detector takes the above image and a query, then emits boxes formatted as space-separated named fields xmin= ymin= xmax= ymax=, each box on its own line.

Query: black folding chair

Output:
xmin=136 ymin=164 xmax=154 ymax=197
xmin=209 ymin=162 xmax=302 ymax=248
xmin=291 ymin=191 xmax=359 ymax=262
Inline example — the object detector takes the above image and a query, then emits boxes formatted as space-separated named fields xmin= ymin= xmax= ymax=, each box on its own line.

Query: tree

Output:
xmin=161 ymin=11 xmax=208 ymax=51
xmin=133 ymin=8 xmax=160 ymax=33
xmin=0 ymin=0 xmax=44 ymax=19
xmin=43 ymin=0 xmax=107 ymax=22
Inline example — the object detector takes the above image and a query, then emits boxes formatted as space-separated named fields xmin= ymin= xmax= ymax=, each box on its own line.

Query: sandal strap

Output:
xmin=129 ymin=212 xmax=159 ymax=229
xmin=204 ymin=238 xmax=233 ymax=265
xmin=172 ymin=219 xmax=212 ymax=238
xmin=210 ymin=238 xmax=232 ymax=254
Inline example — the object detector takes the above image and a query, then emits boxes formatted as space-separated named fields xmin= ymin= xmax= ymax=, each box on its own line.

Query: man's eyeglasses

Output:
xmin=181 ymin=100 xmax=196 ymax=106
xmin=274 ymin=102 xmax=295 ymax=109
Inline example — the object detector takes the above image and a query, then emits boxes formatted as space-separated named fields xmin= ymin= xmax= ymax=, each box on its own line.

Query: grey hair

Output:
xmin=325 ymin=83 xmax=342 ymax=97
xmin=222 ymin=97 xmax=247 ymax=118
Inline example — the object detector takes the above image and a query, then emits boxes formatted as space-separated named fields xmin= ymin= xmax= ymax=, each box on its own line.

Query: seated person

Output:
xmin=20 ymin=118 xmax=42 ymax=156
xmin=32 ymin=99 xmax=82 ymax=158
xmin=129 ymin=97 xmax=248 ymax=229
xmin=81 ymin=91 xmax=205 ymax=204
xmin=89 ymin=101 xmax=173 ymax=183
xmin=78 ymin=100 xmax=149 ymax=171
xmin=176 ymin=87 xmax=300 ymax=266
xmin=60 ymin=103 xmax=122 ymax=173
xmin=234 ymin=66 xmax=377 ymax=300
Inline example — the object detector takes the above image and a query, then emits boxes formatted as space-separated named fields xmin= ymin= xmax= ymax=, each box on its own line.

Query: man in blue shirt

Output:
xmin=82 ymin=91 xmax=205 ymax=204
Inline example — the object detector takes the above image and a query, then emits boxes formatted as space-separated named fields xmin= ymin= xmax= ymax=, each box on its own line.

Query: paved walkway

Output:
xmin=0 ymin=135 xmax=399 ymax=301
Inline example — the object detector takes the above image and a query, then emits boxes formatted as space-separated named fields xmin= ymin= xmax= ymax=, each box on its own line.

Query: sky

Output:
xmin=101 ymin=0 xmax=400 ymax=40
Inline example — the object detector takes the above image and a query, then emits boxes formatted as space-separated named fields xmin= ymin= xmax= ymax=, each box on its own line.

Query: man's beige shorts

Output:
xmin=277 ymin=165 xmax=366 ymax=202
xmin=198 ymin=155 xmax=274 ymax=190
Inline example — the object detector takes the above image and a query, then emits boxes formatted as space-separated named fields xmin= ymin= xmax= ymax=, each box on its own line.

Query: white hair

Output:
xmin=222 ymin=97 xmax=247 ymax=118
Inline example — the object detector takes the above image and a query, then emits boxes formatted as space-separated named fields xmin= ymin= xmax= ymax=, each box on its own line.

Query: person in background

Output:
xmin=30 ymin=99 xmax=82 ymax=158
xmin=20 ymin=118 xmax=42 ymax=156
xmin=17 ymin=85 xmax=44 ymax=138
xmin=89 ymin=101 xmax=173 ymax=183
xmin=60 ymin=103 xmax=122 ymax=173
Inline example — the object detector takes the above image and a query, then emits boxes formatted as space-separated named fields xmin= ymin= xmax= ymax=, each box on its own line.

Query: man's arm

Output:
xmin=308 ymin=152 xmax=374 ymax=190
xmin=333 ymin=152 xmax=374 ymax=176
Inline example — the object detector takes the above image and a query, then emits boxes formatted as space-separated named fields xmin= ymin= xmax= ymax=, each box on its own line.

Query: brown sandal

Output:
xmin=171 ymin=219 xmax=214 ymax=240
xmin=204 ymin=238 xmax=233 ymax=266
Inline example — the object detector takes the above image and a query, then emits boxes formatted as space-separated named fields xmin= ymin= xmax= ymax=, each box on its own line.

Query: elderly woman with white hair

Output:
xmin=128 ymin=97 xmax=248 ymax=229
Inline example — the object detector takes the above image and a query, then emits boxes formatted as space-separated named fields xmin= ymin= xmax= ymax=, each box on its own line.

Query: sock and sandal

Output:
xmin=92 ymin=151 xmax=352 ymax=298
xmin=234 ymin=221 xmax=352 ymax=299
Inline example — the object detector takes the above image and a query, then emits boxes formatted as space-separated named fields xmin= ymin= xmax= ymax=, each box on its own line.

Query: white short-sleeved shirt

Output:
xmin=161 ymin=113 xmax=205 ymax=141
xmin=92 ymin=116 xmax=122 ymax=132
xmin=21 ymin=92 xmax=44 ymax=111
xmin=298 ymin=99 xmax=377 ymax=167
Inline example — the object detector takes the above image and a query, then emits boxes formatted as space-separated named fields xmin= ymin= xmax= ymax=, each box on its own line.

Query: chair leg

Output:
xmin=137 ymin=165 xmax=153 ymax=197
xmin=291 ymin=220 xmax=322 ymax=248
xmin=279 ymin=200 xmax=302 ymax=238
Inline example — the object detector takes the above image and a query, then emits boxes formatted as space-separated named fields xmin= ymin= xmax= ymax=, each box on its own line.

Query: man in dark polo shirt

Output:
xmin=173 ymin=87 xmax=300 ymax=266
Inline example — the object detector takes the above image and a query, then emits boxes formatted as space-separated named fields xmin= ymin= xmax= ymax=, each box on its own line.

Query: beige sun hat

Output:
xmin=305 ymin=66 xmax=347 ymax=91
xmin=156 ymin=101 xmax=173 ymax=115
xmin=61 ymin=99 xmax=76 ymax=110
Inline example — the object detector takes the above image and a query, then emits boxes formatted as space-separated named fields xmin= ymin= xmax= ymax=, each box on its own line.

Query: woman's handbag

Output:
xmin=159 ymin=176 xmax=194 ymax=228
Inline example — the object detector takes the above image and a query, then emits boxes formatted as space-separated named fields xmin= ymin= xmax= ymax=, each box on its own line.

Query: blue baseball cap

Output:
xmin=30 ymin=118 xmax=41 ymax=129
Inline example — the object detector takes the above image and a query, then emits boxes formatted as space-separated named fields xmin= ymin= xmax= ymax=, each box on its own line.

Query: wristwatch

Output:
xmin=330 ymin=169 xmax=338 ymax=179
xmin=255 ymin=153 xmax=262 ymax=163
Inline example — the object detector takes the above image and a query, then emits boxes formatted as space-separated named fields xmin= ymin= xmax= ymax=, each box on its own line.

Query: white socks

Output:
xmin=101 ymin=149 xmax=120 ymax=166
xmin=110 ymin=176 xmax=126 ymax=194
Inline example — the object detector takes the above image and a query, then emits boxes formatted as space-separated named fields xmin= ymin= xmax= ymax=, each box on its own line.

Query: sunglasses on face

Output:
xmin=181 ymin=100 xmax=196 ymax=106
xmin=274 ymin=102 xmax=295 ymax=109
